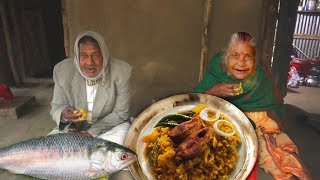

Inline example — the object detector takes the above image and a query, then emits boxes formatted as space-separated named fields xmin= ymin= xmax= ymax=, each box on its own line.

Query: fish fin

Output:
xmin=87 ymin=166 xmax=99 ymax=176
xmin=87 ymin=166 xmax=109 ymax=176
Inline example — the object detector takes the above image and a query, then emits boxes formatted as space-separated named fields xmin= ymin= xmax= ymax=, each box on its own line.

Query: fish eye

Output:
xmin=120 ymin=152 xmax=128 ymax=160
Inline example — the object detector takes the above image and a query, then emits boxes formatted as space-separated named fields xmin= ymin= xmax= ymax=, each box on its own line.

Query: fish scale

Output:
xmin=0 ymin=133 xmax=137 ymax=180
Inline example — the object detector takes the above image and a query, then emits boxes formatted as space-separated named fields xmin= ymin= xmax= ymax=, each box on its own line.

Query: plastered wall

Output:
xmin=64 ymin=0 xmax=263 ymax=116
xmin=208 ymin=0 xmax=262 ymax=57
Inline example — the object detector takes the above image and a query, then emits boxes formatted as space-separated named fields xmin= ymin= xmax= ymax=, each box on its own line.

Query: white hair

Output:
xmin=223 ymin=32 xmax=256 ymax=67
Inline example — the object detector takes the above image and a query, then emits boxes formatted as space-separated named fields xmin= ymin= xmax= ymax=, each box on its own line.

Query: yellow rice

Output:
xmin=192 ymin=104 xmax=209 ymax=116
xmin=143 ymin=105 xmax=241 ymax=180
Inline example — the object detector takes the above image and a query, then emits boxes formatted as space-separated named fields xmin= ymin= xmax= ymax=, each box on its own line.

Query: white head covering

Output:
xmin=73 ymin=31 xmax=110 ymax=84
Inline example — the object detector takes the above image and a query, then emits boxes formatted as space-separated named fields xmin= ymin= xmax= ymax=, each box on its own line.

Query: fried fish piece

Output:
xmin=177 ymin=127 xmax=214 ymax=159
xmin=168 ymin=116 xmax=203 ymax=143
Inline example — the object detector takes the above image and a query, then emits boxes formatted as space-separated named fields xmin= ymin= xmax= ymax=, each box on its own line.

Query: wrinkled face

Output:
xmin=227 ymin=42 xmax=255 ymax=80
xmin=79 ymin=42 xmax=103 ymax=78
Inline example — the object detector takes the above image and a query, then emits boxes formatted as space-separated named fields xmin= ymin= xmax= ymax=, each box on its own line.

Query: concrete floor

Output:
xmin=0 ymin=84 xmax=319 ymax=179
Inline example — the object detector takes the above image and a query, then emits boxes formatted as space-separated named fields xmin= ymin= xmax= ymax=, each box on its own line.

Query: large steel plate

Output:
xmin=125 ymin=94 xmax=258 ymax=180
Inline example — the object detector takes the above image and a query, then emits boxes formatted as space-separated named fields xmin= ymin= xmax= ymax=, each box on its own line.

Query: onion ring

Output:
xmin=199 ymin=107 xmax=220 ymax=123
xmin=213 ymin=120 xmax=236 ymax=137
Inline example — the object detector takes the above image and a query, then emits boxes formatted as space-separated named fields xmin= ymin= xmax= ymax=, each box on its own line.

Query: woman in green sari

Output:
xmin=193 ymin=32 xmax=311 ymax=180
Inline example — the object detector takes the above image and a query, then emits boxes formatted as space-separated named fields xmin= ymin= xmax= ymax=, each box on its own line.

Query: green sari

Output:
xmin=193 ymin=53 xmax=285 ymax=120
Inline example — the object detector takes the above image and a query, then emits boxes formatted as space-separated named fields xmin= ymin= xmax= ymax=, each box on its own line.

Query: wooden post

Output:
xmin=61 ymin=0 xmax=70 ymax=57
xmin=8 ymin=0 xmax=27 ymax=82
xmin=257 ymin=0 xmax=279 ymax=68
xmin=272 ymin=0 xmax=299 ymax=98
xmin=0 ymin=0 xmax=20 ymax=84
xmin=293 ymin=34 xmax=320 ymax=41
xmin=198 ymin=0 xmax=212 ymax=82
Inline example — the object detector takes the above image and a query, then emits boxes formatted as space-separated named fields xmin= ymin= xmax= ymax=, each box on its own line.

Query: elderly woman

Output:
xmin=193 ymin=32 xmax=311 ymax=180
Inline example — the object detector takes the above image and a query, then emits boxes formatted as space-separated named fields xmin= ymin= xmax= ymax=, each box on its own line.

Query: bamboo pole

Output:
xmin=0 ymin=1 xmax=20 ymax=84
xmin=293 ymin=44 xmax=310 ymax=59
xmin=198 ymin=0 xmax=212 ymax=82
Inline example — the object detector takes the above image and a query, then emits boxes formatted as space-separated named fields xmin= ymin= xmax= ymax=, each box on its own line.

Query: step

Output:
xmin=0 ymin=96 xmax=36 ymax=120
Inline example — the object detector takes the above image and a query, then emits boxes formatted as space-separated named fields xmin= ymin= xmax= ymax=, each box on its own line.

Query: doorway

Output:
xmin=6 ymin=0 xmax=66 ymax=83
xmin=259 ymin=0 xmax=300 ymax=97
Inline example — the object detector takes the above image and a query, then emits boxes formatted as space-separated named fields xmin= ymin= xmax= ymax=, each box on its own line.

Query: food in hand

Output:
xmin=73 ymin=109 xmax=88 ymax=121
xmin=233 ymin=82 xmax=243 ymax=94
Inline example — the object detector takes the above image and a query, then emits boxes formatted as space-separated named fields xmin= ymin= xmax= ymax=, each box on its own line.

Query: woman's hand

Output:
xmin=204 ymin=83 xmax=241 ymax=97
